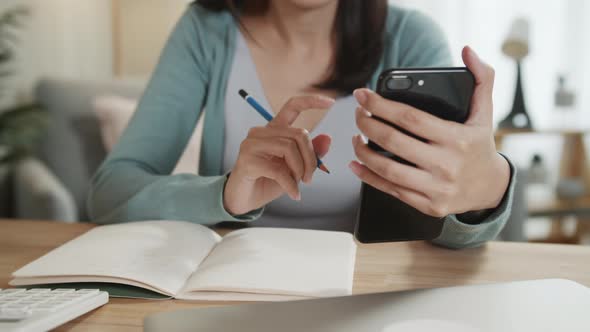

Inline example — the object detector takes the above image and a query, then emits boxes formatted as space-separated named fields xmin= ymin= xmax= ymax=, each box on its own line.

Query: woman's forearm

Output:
xmin=88 ymin=164 xmax=262 ymax=225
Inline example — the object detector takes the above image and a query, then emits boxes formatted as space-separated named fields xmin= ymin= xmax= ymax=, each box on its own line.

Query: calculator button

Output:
xmin=76 ymin=289 xmax=100 ymax=296
xmin=12 ymin=293 xmax=33 ymax=300
xmin=0 ymin=289 xmax=25 ymax=294
xmin=0 ymin=308 xmax=32 ymax=321
xmin=43 ymin=301 xmax=68 ymax=310
xmin=0 ymin=289 xmax=26 ymax=297
xmin=2 ymin=304 xmax=30 ymax=310
xmin=27 ymin=288 xmax=52 ymax=294
xmin=51 ymin=289 xmax=75 ymax=294
xmin=16 ymin=300 xmax=37 ymax=306
xmin=30 ymin=304 xmax=57 ymax=313
xmin=65 ymin=293 xmax=92 ymax=301
xmin=28 ymin=295 xmax=49 ymax=302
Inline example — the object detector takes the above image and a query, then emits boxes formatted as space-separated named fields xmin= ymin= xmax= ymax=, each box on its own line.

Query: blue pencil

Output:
xmin=238 ymin=89 xmax=330 ymax=174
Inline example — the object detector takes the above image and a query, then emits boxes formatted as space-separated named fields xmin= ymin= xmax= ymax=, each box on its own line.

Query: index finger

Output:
xmin=354 ymin=88 xmax=461 ymax=144
xmin=271 ymin=95 xmax=335 ymax=127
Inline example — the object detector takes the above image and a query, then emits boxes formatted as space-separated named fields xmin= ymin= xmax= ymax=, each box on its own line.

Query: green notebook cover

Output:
xmin=19 ymin=282 xmax=171 ymax=300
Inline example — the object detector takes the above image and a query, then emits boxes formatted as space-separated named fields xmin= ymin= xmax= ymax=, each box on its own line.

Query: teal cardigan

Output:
xmin=88 ymin=4 xmax=516 ymax=249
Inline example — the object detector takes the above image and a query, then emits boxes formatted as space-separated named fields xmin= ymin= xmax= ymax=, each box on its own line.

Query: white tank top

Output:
xmin=222 ymin=31 xmax=362 ymax=232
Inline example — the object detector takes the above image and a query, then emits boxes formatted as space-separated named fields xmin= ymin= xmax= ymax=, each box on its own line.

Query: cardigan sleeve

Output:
xmin=432 ymin=157 xmax=516 ymax=249
xmin=393 ymin=9 xmax=516 ymax=249
xmin=87 ymin=8 xmax=262 ymax=225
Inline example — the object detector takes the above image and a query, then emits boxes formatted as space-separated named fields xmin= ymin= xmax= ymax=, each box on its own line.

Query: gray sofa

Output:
xmin=13 ymin=78 xmax=145 ymax=222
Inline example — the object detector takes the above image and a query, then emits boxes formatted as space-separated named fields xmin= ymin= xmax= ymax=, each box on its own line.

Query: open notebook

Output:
xmin=10 ymin=221 xmax=357 ymax=301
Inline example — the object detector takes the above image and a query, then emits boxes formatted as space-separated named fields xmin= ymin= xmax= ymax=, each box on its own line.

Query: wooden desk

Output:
xmin=2 ymin=220 xmax=590 ymax=331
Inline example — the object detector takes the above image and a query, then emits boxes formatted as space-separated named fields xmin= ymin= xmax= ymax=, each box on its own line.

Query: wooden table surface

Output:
xmin=1 ymin=220 xmax=590 ymax=331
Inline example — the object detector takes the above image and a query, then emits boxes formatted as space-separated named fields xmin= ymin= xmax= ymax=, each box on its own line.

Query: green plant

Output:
xmin=0 ymin=6 xmax=47 ymax=164
xmin=0 ymin=104 xmax=46 ymax=162
xmin=0 ymin=5 xmax=29 ymax=97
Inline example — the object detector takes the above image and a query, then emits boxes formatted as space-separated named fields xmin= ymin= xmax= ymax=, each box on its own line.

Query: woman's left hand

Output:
xmin=350 ymin=46 xmax=510 ymax=218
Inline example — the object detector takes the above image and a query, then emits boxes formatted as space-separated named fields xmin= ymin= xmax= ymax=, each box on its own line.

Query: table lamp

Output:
xmin=499 ymin=18 xmax=534 ymax=130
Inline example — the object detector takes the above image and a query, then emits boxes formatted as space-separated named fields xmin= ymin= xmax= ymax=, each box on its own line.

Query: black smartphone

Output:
xmin=355 ymin=68 xmax=475 ymax=243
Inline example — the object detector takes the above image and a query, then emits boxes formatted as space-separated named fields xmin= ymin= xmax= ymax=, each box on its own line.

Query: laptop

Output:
xmin=145 ymin=279 xmax=590 ymax=332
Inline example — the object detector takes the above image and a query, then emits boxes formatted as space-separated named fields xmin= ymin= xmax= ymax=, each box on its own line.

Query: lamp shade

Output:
xmin=502 ymin=18 xmax=530 ymax=60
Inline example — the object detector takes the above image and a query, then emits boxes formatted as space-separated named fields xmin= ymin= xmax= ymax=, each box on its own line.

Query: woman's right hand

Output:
xmin=223 ymin=95 xmax=335 ymax=216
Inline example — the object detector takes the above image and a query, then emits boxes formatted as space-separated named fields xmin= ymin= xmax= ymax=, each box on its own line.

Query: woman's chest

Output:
xmin=222 ymin=32 xmax=362 ymax=216
xmin=247 ymin=45 xmax=338 ymax=132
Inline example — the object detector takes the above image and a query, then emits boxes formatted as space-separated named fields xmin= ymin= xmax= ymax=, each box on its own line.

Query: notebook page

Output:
xmin=12 ymin=221 xmax=221 ymax=296
xmin=179 ymin=228 xmax=356 ymax=300
xmin=176 ymin=290 xmax=310 ymax=302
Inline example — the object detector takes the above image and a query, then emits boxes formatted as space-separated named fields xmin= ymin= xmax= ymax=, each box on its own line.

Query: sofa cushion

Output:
xmin=35 ymin=78 xmax=147 ymax=221
xmin=92 ymin=95 xmax=202 ymax=174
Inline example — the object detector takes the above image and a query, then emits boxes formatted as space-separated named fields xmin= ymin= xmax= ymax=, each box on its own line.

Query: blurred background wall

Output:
xmin=0 ymin=0 xmax=112 ymax=108
xmin=3 ymin=0 xmax=588 ymax=133
xmin=112 ymin=0 xmax=185 ymax=78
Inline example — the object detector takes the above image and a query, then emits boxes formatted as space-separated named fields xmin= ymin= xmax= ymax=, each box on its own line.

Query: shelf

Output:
xmin=529 ymin=196 xmax=590 ymax=218
xmin=495 ymin=128 xmax=590 ymax=138
xmin=496 ymin=127 xmax=590 ymax=220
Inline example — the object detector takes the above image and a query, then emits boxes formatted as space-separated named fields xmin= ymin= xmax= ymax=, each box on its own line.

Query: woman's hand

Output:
xmin=224 ymin=96 xmax=334 ymax=216
xmin=350 ymin=46 xmax=510 ymax=218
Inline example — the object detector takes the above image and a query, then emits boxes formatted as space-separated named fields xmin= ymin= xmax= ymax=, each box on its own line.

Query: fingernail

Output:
xmin=466 ymin=45 xmax=479 ymax=60
xmin=356 ymin=106 xmax=371 ymax=118
xmin=355 ymin=134 xmax=363 ymax=144
xmin=295 ymin=192 xmax=302 ymax=201
xmin=354 ymin=89 xmax=368 ymax=105
xmin=348 ymin=161 xmax=360 ymax=175
xmin=319 ymin=95 xmax=336 ymax=104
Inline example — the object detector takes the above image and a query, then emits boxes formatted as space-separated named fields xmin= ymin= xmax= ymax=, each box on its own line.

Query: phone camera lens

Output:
xmin=386 ymin=77 xmax=413 ymax=90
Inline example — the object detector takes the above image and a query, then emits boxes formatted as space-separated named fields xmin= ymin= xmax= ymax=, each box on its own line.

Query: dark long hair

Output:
xmin=196 ymin=0 xmax=388 ymax=95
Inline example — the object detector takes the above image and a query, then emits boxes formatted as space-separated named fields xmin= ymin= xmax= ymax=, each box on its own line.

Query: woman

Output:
xmin=88 ymin=0 xmax=514 ymax=249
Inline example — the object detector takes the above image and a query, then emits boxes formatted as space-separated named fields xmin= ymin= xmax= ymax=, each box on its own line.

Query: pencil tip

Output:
xmin=238 ymin=89 xmax=248 ymax=99
xmin=319 ymin=164 xmax=331 ymax=174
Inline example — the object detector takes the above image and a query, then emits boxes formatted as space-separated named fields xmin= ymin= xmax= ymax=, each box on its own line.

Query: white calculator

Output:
xmin=0 ymin=288 xmax=108 ymax=332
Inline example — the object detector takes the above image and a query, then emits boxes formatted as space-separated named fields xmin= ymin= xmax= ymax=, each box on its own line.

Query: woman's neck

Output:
xmin=243 ymin=1 xmax=338 ymax=58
